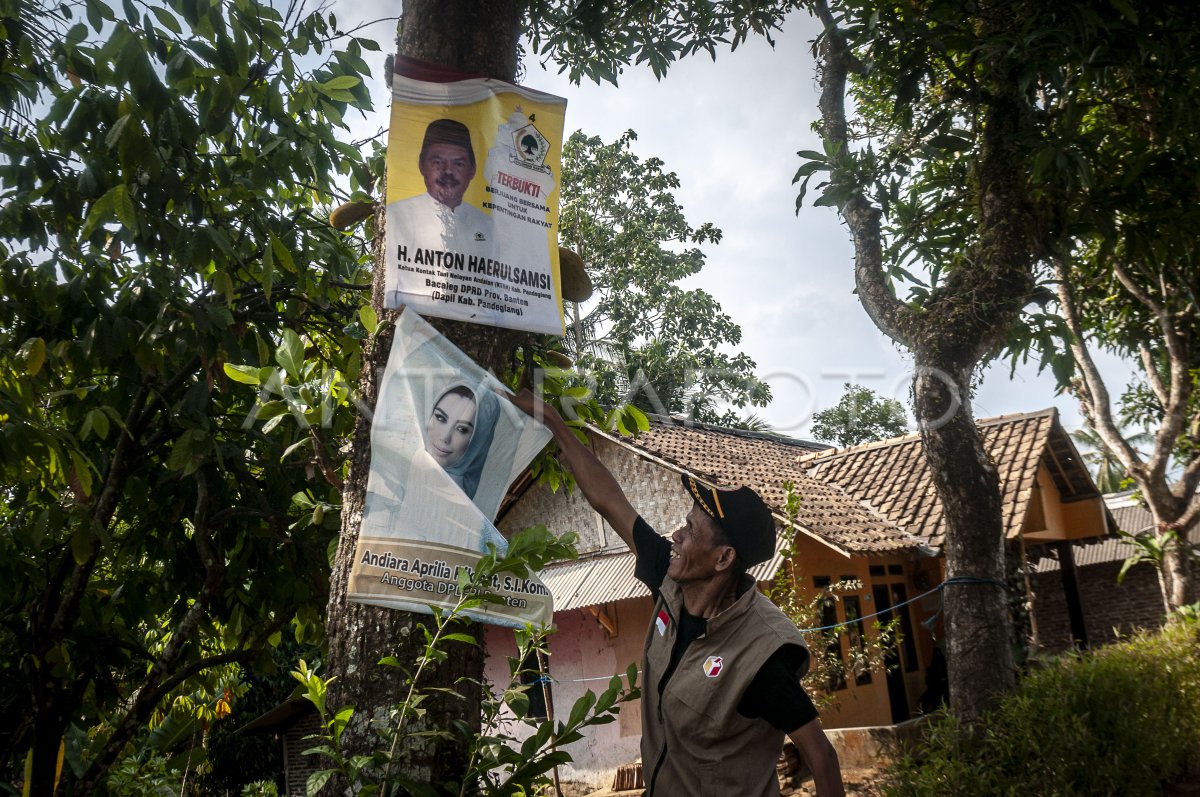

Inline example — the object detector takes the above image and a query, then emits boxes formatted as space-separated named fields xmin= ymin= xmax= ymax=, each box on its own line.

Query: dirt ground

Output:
xmin=568 ymin=766 xmax=890 ymax=797
xmin=785 ymin=767 xmax=888 ymax=797
xmin=570 ymin=765 xmax=1199 ymax=796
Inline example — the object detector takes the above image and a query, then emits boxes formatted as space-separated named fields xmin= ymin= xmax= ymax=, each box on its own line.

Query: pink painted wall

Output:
xmin=484 ymin=598 xmax=650 ymax=791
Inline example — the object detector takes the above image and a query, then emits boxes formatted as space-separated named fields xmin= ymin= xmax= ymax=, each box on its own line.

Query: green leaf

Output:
xmin=318 ymin=75 xmax=360 ymax=92
xmin=104 ymin=113 xmax=134 ymax=151
xmin=276 ymin=330 xmax=304 ymax=379
xmin=255 ymin=400 xmax=289 ymax=421
xmin=112 ymin=184 xmax=137 ymax=232
xmin=69 ymin=450 xmax=93 ymax=497
xmin=281 ymin=437 xmax=313 ymax=461
xmin=358 ymin=304 xmax=378 ymax=335
xmin=440 ymin=632 xmax=477 ymax=645
xmin=166 ymin=429 xmax=209 ymax=475
xmin=86 ymin=0 xmax=114 ymax=30
xmin=151 ymin=6 xmax=183 ymax=33
xmin=261 ymin=237 xmax=274 ymax=300
xmin=270 ymin=233 xmax=296 ymax=274
xmin=211 ymin=269 xmax=234 ymax=305
xmin=81 ymin=186 xmax=118 ymax=238
xmin=566 ymin=689 xmax=597 ymax=728
xmin=21 ymin=337 xmax=46 ymax=376
xmin=70 ymin=524 xmax=94 ymax=566
xmin=306 ymin=770 xmax=333 ymax=797
xmin=223 ymin=363 xmax=262 ymax=385
xmin=87 ymin=409 xmax=110 ymax=440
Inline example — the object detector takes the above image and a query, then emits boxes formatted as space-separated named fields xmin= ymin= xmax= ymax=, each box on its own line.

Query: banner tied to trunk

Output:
xmin=349 ymin=311 xmax=554 ymax=627
xmin=384 ymin=57 xmax=567 ymax=335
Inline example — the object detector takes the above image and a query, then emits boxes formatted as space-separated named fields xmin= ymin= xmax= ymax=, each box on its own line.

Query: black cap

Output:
xmin=420 ymin=118 xmax=475 ymax=165
xmin=680 ymin=473 xmax=776 ymax=567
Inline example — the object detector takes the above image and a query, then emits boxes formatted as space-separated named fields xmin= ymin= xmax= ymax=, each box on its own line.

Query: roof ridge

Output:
xmin=640 ymin=413 xmax=830 ymax=450
xmin=976 ymin=406 xmax=1058 ymax=426
xmin=799 ymin=429 xmax=924 ymax=463
xmin=799 ymin=407 xmax=1062 ymax=466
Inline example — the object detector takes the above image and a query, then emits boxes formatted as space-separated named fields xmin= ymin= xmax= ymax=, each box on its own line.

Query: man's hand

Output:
xmin=508 ymin=387 xmax=553 ymax=425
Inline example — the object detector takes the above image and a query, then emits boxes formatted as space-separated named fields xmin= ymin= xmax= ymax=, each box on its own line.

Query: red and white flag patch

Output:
xmin=703 ymin=655 xmax=724 ymax=678
xmin=655 ymin=609 xmax=670 ymax=636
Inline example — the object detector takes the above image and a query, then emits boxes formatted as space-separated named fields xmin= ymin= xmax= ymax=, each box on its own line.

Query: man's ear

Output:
xmin=714 ymin=545 xmax=737 ymax=572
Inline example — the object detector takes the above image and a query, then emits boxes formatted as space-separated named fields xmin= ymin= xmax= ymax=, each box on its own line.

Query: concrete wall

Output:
xmin=498 ymin=435 xmax=691 ymax=553
xmin=484 ymin=599 xmax=649 ymax=792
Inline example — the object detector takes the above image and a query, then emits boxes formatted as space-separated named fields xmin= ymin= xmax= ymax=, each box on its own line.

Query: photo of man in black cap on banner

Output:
xmin=508 ymin=390 xmax=846 ymax=797
xmin=390 ymin=118 xmax=493 ymax=259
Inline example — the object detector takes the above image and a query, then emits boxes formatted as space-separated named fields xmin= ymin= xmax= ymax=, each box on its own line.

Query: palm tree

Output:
xmin=1071 ymin=425 xmax=1153 ymax=494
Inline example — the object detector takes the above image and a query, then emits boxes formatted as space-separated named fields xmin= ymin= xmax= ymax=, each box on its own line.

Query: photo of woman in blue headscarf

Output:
xmin=349 ymin=311 xmax=554 ymax=626
xmin=424 ymin=382 xmax=500 ymax=500
xmin=368 ymin=378 xmax=507 ymax=555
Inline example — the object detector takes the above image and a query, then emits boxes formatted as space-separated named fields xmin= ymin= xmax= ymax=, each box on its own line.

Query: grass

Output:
xmin=885 ymin=617 xmax=1200 ymax=797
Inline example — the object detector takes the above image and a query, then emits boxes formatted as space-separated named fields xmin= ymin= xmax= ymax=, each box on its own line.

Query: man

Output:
xmin=511 ymin=390 xmax=844 ymax=797
xmin=389 ymin=118 xmax=493 ymax=258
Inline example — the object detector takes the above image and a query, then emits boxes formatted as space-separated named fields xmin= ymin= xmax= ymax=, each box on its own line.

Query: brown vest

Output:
xmin=640 ymin=575 xmax=808 ymax=796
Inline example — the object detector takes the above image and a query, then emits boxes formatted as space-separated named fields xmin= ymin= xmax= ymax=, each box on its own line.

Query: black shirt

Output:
xmin=632 ymin=516 xmax=819 ymax=733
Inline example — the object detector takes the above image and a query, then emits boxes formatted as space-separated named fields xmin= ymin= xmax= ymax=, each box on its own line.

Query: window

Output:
xmin=843 ymin=595 xmax=872 ymax=686
xmin=812 ymin=576 xmax=846 ymax=690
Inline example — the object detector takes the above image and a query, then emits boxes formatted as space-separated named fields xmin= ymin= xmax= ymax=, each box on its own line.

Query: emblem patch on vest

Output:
xmin=703 ymin=655 xmax=724 ymax=678
xmin=655 ymin=609 xmax=670 ymax=636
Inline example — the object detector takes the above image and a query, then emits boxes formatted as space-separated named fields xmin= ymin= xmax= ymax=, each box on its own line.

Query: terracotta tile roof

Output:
xmin=592 ymin=417 xmax=925 ymax=555
xmin=801 ymin=408 xmax=1096 ymax=549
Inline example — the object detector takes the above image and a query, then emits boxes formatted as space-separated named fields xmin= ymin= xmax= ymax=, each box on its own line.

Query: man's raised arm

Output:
xmin=508 ymin=389 xmax=638 ymax=550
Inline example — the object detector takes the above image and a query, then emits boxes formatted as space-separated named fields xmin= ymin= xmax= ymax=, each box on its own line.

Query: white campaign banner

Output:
xmin=348 ymin=311 xmax=553 ymax=627
xmin=383 ymin=57 xmax=567 ymax=335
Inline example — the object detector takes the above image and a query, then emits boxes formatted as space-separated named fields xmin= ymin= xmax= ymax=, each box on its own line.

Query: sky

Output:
xmin=337 ymin=6 xmax=1133 ymax=439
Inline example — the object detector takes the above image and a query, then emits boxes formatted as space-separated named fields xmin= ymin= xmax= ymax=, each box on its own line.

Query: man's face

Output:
xmin=420 ymin=142 xmax=475 ymax=209
xmin=668 ymin=504 xmax=733 ymax=583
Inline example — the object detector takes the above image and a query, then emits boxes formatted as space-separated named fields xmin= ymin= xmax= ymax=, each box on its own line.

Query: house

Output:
xmin=1031 ymin=491 xmax=1200 ymax=652
xmin=483 ymin=407 xmax=1111 ymax=792
xmin=802 ymin=407 xmax=1114 ymax=652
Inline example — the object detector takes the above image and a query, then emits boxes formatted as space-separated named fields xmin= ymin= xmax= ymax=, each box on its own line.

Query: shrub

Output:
xmin=886 ymin=617 xmax=1200 ymax=796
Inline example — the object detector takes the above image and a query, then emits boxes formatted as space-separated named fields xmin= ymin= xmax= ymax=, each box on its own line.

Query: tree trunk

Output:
xmin=812 ymin=0 xmax=1035 ymax=720
xmin=324 ymin=0 xmax=526 ymax=788
xmin=1147 ymin=507 xmax=1195 ymax=614
xmin=912 ymin=359 xmax=1016 ymax=721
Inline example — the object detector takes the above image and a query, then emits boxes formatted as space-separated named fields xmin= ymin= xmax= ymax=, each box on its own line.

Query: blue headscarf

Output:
xmin=432 ymin=381 xmax=499 ymax=500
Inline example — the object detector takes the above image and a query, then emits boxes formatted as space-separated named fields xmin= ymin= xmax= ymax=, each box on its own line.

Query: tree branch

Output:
xmin=812 ymin=0 xmax=905 ymax=345
xmin=1139 ymin=343 xmax=1169 ymax=407
xmin=1053 ymin=257 xmax=1141 ymax=469
xmin=1113 ymin=260 xmax=1191 ymax=482
xmin=76 ymin=469 xmax=241 ymax=793
xmin=309 ymin=426 xmax=346 ymax=491
xmin=1178 ymin=456 xmax=1200 ymax=506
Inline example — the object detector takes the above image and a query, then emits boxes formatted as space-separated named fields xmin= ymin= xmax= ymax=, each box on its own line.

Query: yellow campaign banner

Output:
xmin=348 ymin=311 xmax=554 ymax=628
xmin=384 ymin=57 xmax=567 ymax=335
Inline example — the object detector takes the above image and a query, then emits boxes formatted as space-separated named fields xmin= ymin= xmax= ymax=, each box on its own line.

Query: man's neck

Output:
xmin=679 ymin=573 xmax=740 ymax=620
xmin=429 ymin=193 xmax=461 ymax=211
